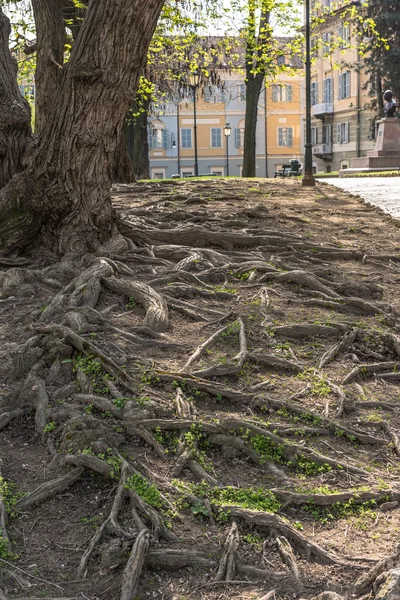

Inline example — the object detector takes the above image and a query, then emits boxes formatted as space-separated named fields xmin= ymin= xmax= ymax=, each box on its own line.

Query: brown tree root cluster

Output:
xmin=2 ymin=179 xmax=400 ymax=599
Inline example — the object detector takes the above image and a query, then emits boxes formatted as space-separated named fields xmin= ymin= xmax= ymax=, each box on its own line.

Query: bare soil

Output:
xmin=1 ymin=177 xmax=400 ymax=600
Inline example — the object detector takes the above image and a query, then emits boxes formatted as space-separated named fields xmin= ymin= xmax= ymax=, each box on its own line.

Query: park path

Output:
xmin=320 ymin=177 xmax=400 ymax=217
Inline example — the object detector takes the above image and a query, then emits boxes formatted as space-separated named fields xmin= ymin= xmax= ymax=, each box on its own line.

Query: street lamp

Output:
xmin=302 ymin=0 xmax=316 ymax=187
xmin=224 ymin=123 xmax=231 ymax=176
xmin=189 ymin=70 xmax=200 ymax=177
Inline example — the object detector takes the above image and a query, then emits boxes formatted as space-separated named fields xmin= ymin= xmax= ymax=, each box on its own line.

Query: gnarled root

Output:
xmin=276 ymin=536 xmax=302 ymax=591
xmin=215 ymin=522 xmax=240 ymax=581
xmin=16 ymin=467 xmax=84 ymax=509
xmin=222 ymin=506 xmax=343 ymax=565
xmin=120 ymin=529 xmax=150 ymax=600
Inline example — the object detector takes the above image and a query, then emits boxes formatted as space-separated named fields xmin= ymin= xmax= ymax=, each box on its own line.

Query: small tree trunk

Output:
xmin=0 ymin=8 xmax=33 ymax=190
xmin=31 ymin=0 xmax=65 ymax=136
xmin=242 ymin=73 xmax=264 ymax=178
xmin=0 ymin=0 xmax=165 ymax=255
xmin=132 ymin=96 xmax=150 ymax=180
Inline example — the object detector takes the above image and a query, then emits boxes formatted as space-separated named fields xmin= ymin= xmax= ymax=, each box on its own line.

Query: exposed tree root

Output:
xmin=120 ymin=529 xmax=150 ymax=600
xmin=276 ymin=536 xmax=302 ymax=591
xmin=354 ymin=547 xmax=400 ymax=597
xmin=215 ymin=521 xmax=240 ymax=581
xmin=16 ymin=467 xmax=84 ymax=510
xmin=342 ymin=362 xmax=400 ymax=385
xmin=219 ymin=506 xmax=343 ymax=565
xmin=103 ymin=277 xmax=169 ymax=333
xmin=33 ymin=323 xmax=138 ymax=393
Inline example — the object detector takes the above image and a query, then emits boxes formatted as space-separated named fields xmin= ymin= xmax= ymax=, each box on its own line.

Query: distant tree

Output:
xmin=361 ymin=0 xmax=400 ymax=109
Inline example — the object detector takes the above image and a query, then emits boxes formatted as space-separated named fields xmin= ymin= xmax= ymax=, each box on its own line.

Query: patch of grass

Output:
xmin=249 ymin=434 xmax=286 ymax=464
xmin=304 ymin=497 xmax=377 ymax=524
xmin=43 ymin=421 xmax=56 ymax=433
xmin=74 ymin=355 xmax=109 ymax=394
xmin=126 ymin=297 xmax=137 ymax=309
xmin=125 ymin=473 xmax=163 ymax=509
xmin=0 ymin=477 xmax=25 ymax=518
xmin=298 ymin=368 xmax=331 ymax=396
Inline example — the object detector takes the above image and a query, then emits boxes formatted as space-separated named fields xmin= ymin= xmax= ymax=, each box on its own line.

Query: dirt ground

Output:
xmin=1 ymin=177 xmax=400 ymax=600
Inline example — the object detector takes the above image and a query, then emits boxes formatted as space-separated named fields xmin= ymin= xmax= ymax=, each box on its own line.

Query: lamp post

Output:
xmin=224 ymin=123 xmax=231 ymax=177
xmin=189 ymin=70 xmax=200 ymax=177
xmin=302 ymin=0 xmax=316 ymax=187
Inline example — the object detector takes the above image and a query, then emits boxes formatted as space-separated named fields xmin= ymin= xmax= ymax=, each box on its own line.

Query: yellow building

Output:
xmin=149 ymin=57 xmax=304 ymax=178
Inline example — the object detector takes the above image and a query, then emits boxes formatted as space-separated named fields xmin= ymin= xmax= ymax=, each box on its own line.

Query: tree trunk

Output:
xmin=0 ymin=0 xmax=165 ymax=255
xmin=242 ymin=73 xmax=264 ymax=178
xmin=0 ymin=8 xmax=34 ymax=190
xmin=132 ymin=96 xmax=150 ymax=180
xmin=31 ymin=0 xmax=65 ymax=136
xmin=113 ymin=122 xmax=135 ymax=183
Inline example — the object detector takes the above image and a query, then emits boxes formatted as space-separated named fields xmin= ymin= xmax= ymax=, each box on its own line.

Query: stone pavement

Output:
xmin=319 ymin=177 xmax=400 ymax=218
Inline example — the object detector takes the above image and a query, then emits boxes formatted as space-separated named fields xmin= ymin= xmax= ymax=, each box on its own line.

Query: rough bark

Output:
xmin=132 ymin=96 xmax=150 ymax=180
xmin=113 ymin=121 xmax=135 ymax=183
xmin=0 ymin=0 xmax=165 ymax=255
xmin=31 ymin=0 xmax=65 ymax=136
xmin=0 ymin=8 xmax=33 ymax=190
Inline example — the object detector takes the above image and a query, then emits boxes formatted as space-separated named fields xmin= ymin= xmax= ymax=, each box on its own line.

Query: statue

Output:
xmin=383 ymin=90 xmax=397 ymax=118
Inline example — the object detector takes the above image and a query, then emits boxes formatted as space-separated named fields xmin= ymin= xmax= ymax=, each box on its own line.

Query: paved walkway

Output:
xmin=319 ymin=177 xmax=400 ymax=218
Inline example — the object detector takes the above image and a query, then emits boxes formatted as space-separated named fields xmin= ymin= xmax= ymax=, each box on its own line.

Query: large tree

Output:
xmin=0 ymin=0 xmax=165 ymax=255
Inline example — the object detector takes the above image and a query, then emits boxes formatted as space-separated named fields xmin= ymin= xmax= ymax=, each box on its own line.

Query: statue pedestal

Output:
xmin=341 ymin=118 xmax=400 ymax=175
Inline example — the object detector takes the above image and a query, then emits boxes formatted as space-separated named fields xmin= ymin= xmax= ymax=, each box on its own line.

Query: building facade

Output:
xmin=309 ymin=1 xmax=376 ymax=172
xmin=149 ymin=70 xmax=303 ymax=179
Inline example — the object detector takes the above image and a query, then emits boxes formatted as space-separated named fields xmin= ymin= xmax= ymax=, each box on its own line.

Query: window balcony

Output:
xmin=313 ymin=143 xmax=332 ymax=156
xmin=311 ymin=103 xmax=334 ymax=118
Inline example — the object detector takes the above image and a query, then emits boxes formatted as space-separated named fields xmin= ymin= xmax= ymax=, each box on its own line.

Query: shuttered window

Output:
xmin=311 ymin=82 xmax=319 ymax=105
xmin=181 ymin=129 xmax=192 ymax=148
xmin=278 ymin=127 xmax=293 ymax=147
xmin=337 ymin=122 xmax=350 ymax=143
xmin=211 ymin=128 xmax=222 ymax=148
xmin=338 ymin=72 xmax=351 ymax=99
xmin=323 ymin=78 xmax=333 ymax=103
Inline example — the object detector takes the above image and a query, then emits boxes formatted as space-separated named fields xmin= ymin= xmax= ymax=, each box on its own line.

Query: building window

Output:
xmin=211 ymin=169 xmax=224 ymax=176
xmin=322 ymin=32 xmax=331 ymax=55
xmin=278 ymin=127 xmax=293 ymax=147
xmin=152 ymin=171 xmax=165 ymax=179
xmin=323 ymin=0 xmax=331 ymax=9
xmin=277 ymin=55 xmax=285 ymax=66
xmin=338 ymin=72 xmax=351 ymax=99
xmin=181 ymin=128 xmax=192 ymax=148
xmin=239 ymin=84 xmax=246 ymax=102
xmin=337 ymin=122 xmax=350 ymax=143
xmin=311 ymin=82 xmax=319 ymax=106
xmin=338 ymin=24 xmax=350 ymax=47
xmin=235 ymin=128 xmax=245 ymax=147
xmin=323 ymin=77 xmax=333 ymax=103
xmin=181 ymin=170 xmax=194 ymax=177
xmin=311 ymin=127 xmax=318 ymax=145
xmin=149 ymin=124 xmax=167 ymax=149
xmin=322 ymin=124 xmax=332 ymax=144
xmin=326 ymin=165 xmax=332 ymax=173
xmin=272 ymin=85 xmax=293 ymax=102
xmin=311 ymin=38 xmax=318 ymax=58
xmin=211 ymin=128 xmax=222 ymax=148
